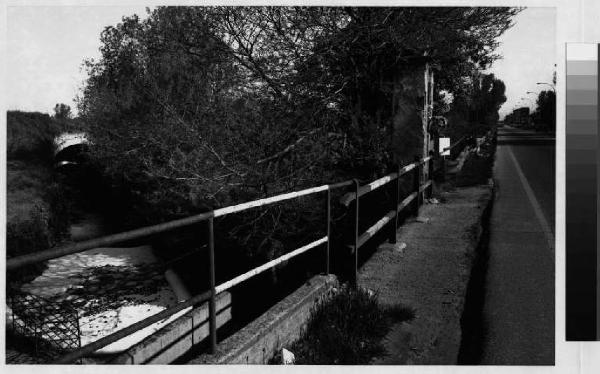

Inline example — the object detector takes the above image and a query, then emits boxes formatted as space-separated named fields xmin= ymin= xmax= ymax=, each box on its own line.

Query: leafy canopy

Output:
xmin=78 ymin=7 xmax=518 ymax=256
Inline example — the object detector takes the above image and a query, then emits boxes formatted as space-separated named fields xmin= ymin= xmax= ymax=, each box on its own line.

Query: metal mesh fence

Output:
xmin=7 ymin=289 xmax=81 ymax=361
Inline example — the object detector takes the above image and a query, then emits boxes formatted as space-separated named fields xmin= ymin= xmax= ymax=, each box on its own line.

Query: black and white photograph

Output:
xmin=3 ymin=3 xmax=556 ymax=367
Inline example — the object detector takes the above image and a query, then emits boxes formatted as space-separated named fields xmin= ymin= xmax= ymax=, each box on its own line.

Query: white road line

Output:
xmin=507 ymin=147 xmax=555 ymax=256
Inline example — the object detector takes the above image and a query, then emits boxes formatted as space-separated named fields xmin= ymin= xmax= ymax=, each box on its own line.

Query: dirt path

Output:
xmin=358 ymin=184 xmax=493 ymax=364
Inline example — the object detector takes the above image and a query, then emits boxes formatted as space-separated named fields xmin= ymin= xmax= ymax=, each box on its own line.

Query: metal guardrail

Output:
xmin=445 ymin=129 xmax=496 ymax=157
xmin=7 ymin=151 xmax=443 ymax=364
xmin=444 ymin=135 xmax=470 ymax=159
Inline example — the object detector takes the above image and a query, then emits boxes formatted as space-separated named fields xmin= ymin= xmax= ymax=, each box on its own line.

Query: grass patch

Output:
xmin=7 ymin=111 xmax=59 ymax=163
xmin=5 ymin=162 xmax=56 ymax=285
xmin=6 ymin=111 xmax=75 ymax=286
xmin=270 ymin=285 xmax=415 ymax=365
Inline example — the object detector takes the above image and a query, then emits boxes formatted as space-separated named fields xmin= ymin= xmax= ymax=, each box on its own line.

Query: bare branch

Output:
xmin=256 ymin=129 xmax=320 ymax=165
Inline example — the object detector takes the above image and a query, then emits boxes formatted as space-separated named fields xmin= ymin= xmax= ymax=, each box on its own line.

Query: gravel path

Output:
xmin=359 ymin=185 xmax=493 ymax=364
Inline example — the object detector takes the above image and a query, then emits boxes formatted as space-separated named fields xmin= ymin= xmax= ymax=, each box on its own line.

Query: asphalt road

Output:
xmin=479 ymin=126 xmax=555 ymax=365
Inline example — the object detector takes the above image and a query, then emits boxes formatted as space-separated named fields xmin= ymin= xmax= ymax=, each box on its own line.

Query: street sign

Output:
xmin=440 ymin=137 xmax=450 ymax=156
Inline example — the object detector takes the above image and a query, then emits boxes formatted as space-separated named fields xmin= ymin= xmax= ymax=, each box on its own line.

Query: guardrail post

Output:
xmin=10 ymin=295 xmax=15 ymax=332
xmin=389 ymin=167 xmax=400 ymax=244
xmin=325 ymin=188 xmax=331 ymax=275
xmin=440 ymin=151 xmax=446 ymax=182
xmin=352 ymin=179 xmax=360 ymax=287
xmin=207 ymin=216 xmax=217 ymax=354
xmin=413 ymin=156 xmax=421 ymax=217
xmin=428 ymin=151 xmax=434 ymax=198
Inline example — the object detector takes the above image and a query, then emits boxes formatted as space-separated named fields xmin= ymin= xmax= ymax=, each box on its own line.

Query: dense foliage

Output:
xmin=7 ymin=111 xmax=60 ymax=162
xmin=6 ymin=111 xmax=75 ymax=283
xmin=77 ymin=6 xmax=518 ymax=261
xmin=270 ymin=286 xmax=414 ymax=364
xmin=535 ymin=90 xmax=556 ymax=132
xmin=443 ymin=72 xmax=507 ymax=140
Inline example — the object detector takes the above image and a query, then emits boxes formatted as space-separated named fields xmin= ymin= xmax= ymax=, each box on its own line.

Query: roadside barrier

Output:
xmin=8 ymin=132 xmax=498 ymax=363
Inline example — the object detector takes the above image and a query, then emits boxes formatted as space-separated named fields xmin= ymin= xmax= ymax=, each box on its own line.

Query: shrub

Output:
xmin=6 ymin=111 xmax=60 ymax=163
xmin=455 ymin=138 xmax=496 ymax=187
xmin=6 ymin=206 xmax=51 ymax=258
xmin=6 ymin=111 xmax=75 ymax=284
xmin=272 ymin=285 xmax=415 ymax=364
xmin=6 ymin=206 xmax=52 ymax=284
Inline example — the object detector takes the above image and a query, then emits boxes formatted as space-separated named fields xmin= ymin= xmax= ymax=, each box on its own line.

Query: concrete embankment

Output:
xmin=7 ymin=213 xmax=194 ymax=362
xmin=187 ymin=274 xmax=338 ymax=364
xmin=359 ymin=182 xmax=494 ymax=364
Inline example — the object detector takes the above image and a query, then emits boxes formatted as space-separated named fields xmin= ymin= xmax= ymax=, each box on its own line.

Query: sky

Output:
xmin=486 ymin=7 xmax=556 ymax=119
xmin=6 ymin=6 xmax=556 ymax=118
xmin=6 ymin=6 xmax=150 ymax=114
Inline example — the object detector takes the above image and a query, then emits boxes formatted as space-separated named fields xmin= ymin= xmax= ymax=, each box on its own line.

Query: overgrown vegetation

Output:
xmin=455 ymin=133 xmax=497 ymax=187
xmin=442 ymin=73 xmax=507 ymax=142
xmin=533 ymin=90 xmax=556 ymax=132
xmin=270 ymin=285 xmax=415 ymax=364
xmin=76 ymin=7 xmax=519 ymax=267
xmin=7 ymin=111 xmax=59 ymax=163
xmin=6 ymin=110 xmax=76 ymax=284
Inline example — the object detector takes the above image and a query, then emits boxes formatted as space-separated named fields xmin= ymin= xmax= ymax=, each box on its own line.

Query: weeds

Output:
xmin=454 ymin=139 xmax=496 ymax=187
xmin=271 ymin=285 xmax=415 ymax=365
xmin=6 ymin=112 xmax=74 ymax=285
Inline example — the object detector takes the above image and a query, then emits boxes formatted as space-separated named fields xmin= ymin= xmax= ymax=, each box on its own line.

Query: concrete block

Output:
xmin=190 ymin=274 xmax=338 ymax=364
xmin=110 ymin=292 xmax=231 ymax=364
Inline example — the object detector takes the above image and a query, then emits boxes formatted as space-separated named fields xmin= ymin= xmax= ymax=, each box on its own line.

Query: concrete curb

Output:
xmin=189 ymin=274 xmax=338 ymax=364
xmin=109 ymin=292 xmax=232 ymax=364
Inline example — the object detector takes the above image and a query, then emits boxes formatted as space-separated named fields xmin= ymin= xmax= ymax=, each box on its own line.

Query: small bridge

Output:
xmin=6 ymin=132 xmax=484 ymax=364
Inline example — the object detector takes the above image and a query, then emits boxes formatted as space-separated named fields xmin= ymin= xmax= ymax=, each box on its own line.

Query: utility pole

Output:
xmin=423 ymin=63 xmax=434 ymax=180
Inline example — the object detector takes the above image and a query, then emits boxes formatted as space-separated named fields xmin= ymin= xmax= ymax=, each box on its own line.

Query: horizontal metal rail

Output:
xmin=419 ymin=180 xmax=433 ymax=193
xmin=442 ymin=129 xmax=494 ymax=157
xmin=8 ymin=151 xmax=448 ymax=364
xmin=356 ymin=210 xmax=396 ymax=249
xmin=52 ymin=289 xmax=213 ymax=364
xmin=7 ymin=182 xmax=351 ymax=271
xmin=399 ymin=192 xmax=418 ymax=212
xmin=354 ymin=179 xmax=433 ymax=251
xmin=360 ymin=173 xmax=397 ymax=196
xmin=7 ymin=213 xmax=213 ymax=270
xmin=341 ymin=157 xmax=432 ymax=206
xmin=215 ymin=236 xmax=328 ymax=294
xmin=399 ymin=163 xmax=416 ymax=176
xmin=442 ymin=135 xmax=467 ymax=153
xmin=340 ymin=173 xmax=397 ymax=206
xmin=340 ymin=156 xmax=432 ymax=206
xmin=329 ymin=180 xmax=354 ymax=189
xmin=52 ymin=236 xmax=328 ymax=363
xmin=421 ymin=156 xmax=432 ymax=164
xmin=213 ymin=185 xmax=329 ymax=217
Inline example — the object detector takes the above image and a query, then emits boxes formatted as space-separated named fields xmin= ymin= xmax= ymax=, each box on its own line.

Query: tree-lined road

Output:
xmin=480 ymin=126 xmax=555 ymax=364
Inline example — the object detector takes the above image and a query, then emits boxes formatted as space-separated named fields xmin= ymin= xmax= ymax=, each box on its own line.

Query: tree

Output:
xmin=78 ymin=6 xmax=519 ymax=262
xmin=197 ymin=7 xmax=519 ymax=163
xmin=535 ymin=90 xmax=556 ymax=132
xmin=470 ymin=73 xmax=507 ymax=125
xmin=53 ymin=103 xmax=72 ymax=119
